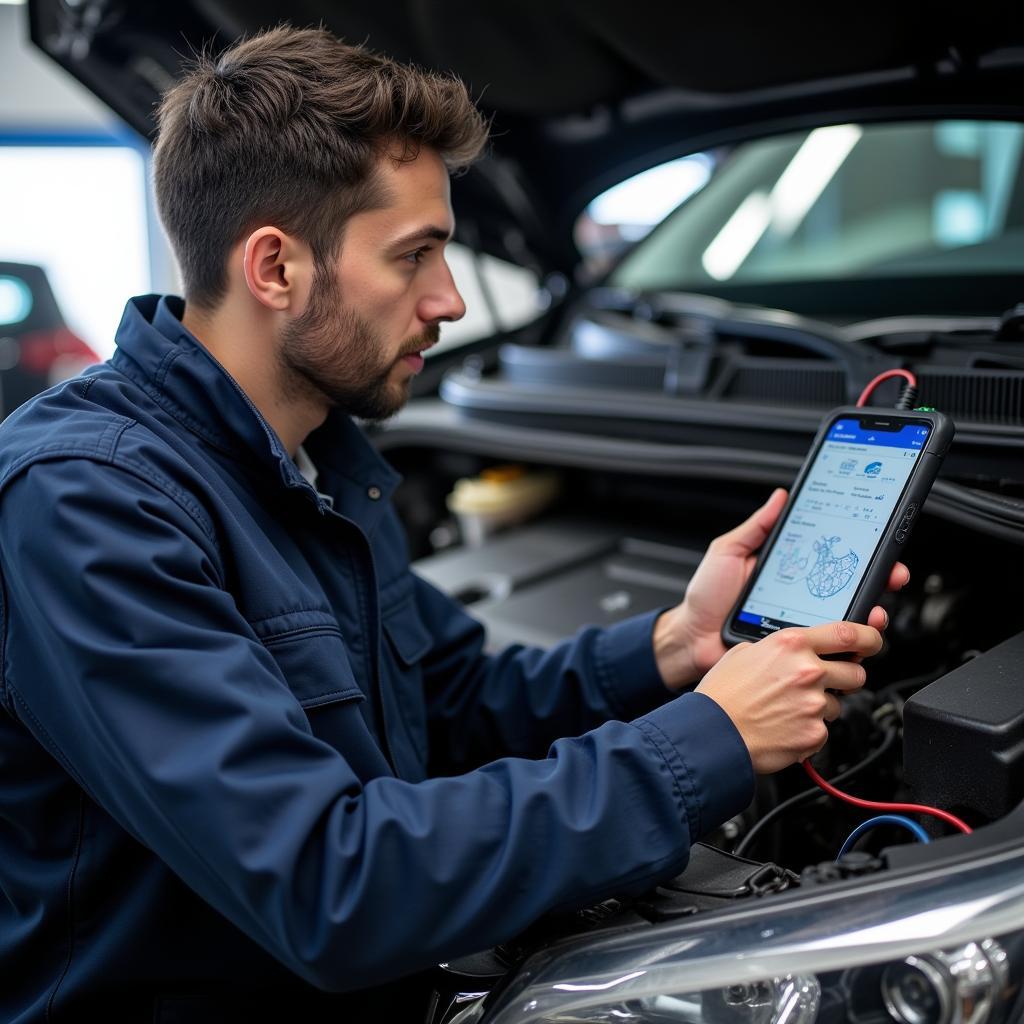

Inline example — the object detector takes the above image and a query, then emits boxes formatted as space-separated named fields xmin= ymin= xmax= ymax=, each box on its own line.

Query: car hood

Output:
xmin=27 ymin=0 xmax=1024 ymax=275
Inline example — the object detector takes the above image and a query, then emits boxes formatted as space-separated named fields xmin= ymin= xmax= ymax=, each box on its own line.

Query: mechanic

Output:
xmin=0 ymin=25 xmax=902 ymax=1023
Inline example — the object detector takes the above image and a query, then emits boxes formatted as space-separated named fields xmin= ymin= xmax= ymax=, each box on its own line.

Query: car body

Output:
xmin=26 ymin=3 xmax=1024 ymax=1022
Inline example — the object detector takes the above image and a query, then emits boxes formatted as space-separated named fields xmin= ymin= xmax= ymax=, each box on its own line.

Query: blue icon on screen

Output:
xmin=865 ymin=462 xmax=882 ymax=476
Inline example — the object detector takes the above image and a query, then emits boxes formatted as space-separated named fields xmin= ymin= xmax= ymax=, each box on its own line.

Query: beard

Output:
xmin=278 ymin=275 xmax=439 ymax=423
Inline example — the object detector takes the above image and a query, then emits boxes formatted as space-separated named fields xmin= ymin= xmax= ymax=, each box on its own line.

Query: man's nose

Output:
xmin=420 ymin=260 xmax=466 ymax=324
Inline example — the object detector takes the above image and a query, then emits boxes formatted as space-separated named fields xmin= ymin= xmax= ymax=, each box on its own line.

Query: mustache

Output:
xmin=398 ymin=323 xmax=441 ymax=358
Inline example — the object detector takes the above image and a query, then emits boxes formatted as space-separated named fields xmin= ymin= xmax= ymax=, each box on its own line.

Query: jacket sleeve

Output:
xmin=414 ymin=572 xmax=680 ymax=773
xmin=0 ymin=458 xmax=753 ymax=993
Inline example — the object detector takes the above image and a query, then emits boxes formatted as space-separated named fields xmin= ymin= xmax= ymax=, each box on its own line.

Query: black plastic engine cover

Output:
xmin=904 ymin=630 xmax=1024 ymax=822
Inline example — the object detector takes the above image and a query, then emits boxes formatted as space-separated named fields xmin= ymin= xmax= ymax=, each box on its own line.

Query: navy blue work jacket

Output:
xmin=0 ymin=296 xmax=753 ymax=1022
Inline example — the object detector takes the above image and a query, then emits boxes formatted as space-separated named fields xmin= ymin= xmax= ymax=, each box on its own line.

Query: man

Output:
xmin=0 ymin=26 xmax=899 ymax=1022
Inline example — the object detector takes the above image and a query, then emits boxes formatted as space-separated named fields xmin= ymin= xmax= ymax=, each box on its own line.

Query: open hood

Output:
xmin=27 ymin=0 xmax=1024 ymax=275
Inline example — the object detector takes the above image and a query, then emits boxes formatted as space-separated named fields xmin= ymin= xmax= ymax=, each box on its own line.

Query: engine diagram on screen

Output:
xmin=776 ymin=544 xmax=810 ymax=579
xmin=806 ymin=535 xmax=859 ymax=598
xmin=772 ymin=535 xmax=860 ymax=600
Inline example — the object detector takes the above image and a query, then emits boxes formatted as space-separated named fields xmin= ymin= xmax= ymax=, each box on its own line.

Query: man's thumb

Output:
xmin=722 ymin=488 xmax=787 ymax=554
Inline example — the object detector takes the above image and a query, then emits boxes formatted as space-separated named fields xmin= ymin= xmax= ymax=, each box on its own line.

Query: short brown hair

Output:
xmin=153 ymin=26 xmax=489 ymax=309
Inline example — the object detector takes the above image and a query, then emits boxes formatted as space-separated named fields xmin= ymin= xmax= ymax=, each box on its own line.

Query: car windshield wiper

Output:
xmin=586 ymin=288 xmax=864 ymax=363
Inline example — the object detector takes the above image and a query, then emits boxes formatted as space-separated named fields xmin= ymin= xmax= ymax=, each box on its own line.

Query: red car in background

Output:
xmin=0 ymin=261 xmax=101 ymax=418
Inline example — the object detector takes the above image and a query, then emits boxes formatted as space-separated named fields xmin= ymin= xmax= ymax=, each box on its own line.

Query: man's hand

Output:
xmin=653 ymin=488 xmax=910 ymax=690
xmin=695 ymin=621 xmax=882 ymax=773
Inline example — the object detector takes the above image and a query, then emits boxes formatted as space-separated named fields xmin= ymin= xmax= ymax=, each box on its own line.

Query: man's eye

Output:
xmin=403 ymin=247 xmax=430 ymax=265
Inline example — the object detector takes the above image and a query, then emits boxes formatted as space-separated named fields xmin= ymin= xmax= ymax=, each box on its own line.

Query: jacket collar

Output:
xmin=110 ymin=295 xmax=401 ymax=523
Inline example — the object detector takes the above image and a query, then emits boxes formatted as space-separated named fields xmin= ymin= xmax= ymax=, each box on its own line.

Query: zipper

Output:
xmin=322 ymin=504 xmax=395 ymax=773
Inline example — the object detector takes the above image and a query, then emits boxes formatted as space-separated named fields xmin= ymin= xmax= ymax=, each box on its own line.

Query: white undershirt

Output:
xmin=294 ymin=445 xmax=319 ymax=489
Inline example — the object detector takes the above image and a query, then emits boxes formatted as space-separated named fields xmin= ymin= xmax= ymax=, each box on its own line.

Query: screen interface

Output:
xmin=735 ymin=418 xmax=931 ymax=633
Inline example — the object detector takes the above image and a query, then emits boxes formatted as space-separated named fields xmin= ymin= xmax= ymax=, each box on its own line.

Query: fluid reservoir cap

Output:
xmin=446 ymin=467 xmax=561 ymax=546
xmin=480 ymin=465 xmax=527 ymax=485
xmin=447 ymin=467 xmax=559 ymax=516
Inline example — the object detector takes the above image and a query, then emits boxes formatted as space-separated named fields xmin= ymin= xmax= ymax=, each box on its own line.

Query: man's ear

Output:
xmin=241 ymin=227 xmax=309 ymax=311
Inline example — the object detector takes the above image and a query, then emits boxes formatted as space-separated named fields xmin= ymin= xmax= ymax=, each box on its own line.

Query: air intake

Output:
xmin=722 ymin=360 xmax=847 ymax=407
xmin=915 ymin=368 xmax=1024 ymax=426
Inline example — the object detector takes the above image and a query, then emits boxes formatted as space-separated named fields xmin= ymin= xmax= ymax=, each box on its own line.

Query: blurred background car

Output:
xmin=0 ymin=260 xmax=100 ymax=416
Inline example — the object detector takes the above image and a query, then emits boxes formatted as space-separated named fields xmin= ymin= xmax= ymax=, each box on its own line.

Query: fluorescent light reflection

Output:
xmin=702 ymin=124 xmax=863 ymax=280
xmin=701 ymin=192 xmax=772 ymax=281
xmin=808 ymin=895 xmax=1000 ymax=952
xmin=553 ymin=970 xmax=647 ymax=992
xmin=587 ymin=155 xmax=713 ymax=227
xmin=772 ymin=124 xmax=863 ymax=233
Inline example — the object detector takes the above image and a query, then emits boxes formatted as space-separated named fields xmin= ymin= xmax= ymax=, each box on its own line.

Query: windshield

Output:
xmin=611 ymin=120 xmax=1024 ymax=293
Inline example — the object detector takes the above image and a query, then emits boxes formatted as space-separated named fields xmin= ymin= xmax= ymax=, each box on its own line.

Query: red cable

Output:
xmin=856 ymin=369 xmax=917 ymax=407
xmin=803 ymin=759 xmax=972 ymax=835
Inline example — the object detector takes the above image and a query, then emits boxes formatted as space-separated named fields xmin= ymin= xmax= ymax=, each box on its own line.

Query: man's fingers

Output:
xmin=716 ymin=488 xmax=787 ymax=556
xmin=801 ymin=621 xmax=883 ymax=658
xmin=866 ymin=605 xmax=889 ymax=632
xmin=887 ymin=562 xmax=910 ymax=592
xmin=823 ymin=693 xmax=843 ymax=721
xmin=822 ymin=660 xmax=868 ymax=693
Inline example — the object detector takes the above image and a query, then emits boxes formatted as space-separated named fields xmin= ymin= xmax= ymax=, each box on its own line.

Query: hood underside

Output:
xmin=27 ymin=0 xmax=1024 ymax=273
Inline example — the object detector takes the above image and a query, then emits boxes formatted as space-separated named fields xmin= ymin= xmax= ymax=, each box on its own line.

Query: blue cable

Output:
xmin=837 ymin=814 xmax=931 ymax=859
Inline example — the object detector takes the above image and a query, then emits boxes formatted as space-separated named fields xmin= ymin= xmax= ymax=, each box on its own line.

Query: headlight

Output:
xmin=878 ymin=940 xmax=1008 ymax=1024
xmin=482 ymin=845 xmax=1024 ymax=1024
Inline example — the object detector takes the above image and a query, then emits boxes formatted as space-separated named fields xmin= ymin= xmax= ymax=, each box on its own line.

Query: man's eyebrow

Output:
xmin=389 ymin=225 xmax=453 ymax=249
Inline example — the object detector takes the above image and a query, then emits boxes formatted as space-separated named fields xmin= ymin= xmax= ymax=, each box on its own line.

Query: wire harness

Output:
xmin=803 ymin=758 xmax=972 ymax=835
xmin=734 ymin=723 xmax=898 ymax=859
xmin=856 ymin=369 xmax=918 ymax=408
xmin=836 ymin=814 xmax=930 ymax=859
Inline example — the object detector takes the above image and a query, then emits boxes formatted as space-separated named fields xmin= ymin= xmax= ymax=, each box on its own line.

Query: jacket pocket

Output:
xmin=250 ymin=611 xmax=364 ymax=710
xmin=381 ymin=593 xmax=432 ymax=775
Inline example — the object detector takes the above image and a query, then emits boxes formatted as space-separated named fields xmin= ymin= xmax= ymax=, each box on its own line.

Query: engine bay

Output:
xmin=392 ymin=456 xmax=1024 ymax=1022
xmin=380 ymin=296 xmax=1024 ymax=1022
